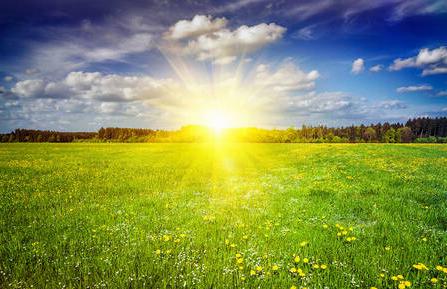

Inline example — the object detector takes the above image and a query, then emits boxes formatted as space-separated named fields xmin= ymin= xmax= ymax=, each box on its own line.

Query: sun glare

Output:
xmin=206 ymin=109 xmax=231 ymax=135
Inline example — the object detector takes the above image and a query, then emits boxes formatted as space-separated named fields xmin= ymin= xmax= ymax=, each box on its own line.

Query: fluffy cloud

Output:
xmin=289 ymin=91 xmax=352 ymax=113
xmin=12 ymin=71 xmax=175 ymax=102
xmin=4 ymin=76 xmax=13 ymax=82
xmin=389 ymin=46 xmax=447 ymax=75
xmin=165 ymin=15 xmax=227 ymax=39
xmin=254 ymin=61 xmax=319 ymax=92
xmin=351 ymin=58 xmax=364 ymax=74
xmin=165 ymin=15 xmax=286 ymax=64
xmin=437 ymin=91 xmax=447 ymax=96
xmin=369 ymin=64 xmax=383 ymax=72
xmin=396 ymin=85 xmax=432 ymax=93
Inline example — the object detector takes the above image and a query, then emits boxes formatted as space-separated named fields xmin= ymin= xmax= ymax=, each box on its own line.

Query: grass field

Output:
xmin=1 ymin=143 xmax=446 ymax=289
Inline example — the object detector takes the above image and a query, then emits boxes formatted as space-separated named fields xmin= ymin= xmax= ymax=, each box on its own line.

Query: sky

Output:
xmin=0 ymin=0 xmax=447 ymax=132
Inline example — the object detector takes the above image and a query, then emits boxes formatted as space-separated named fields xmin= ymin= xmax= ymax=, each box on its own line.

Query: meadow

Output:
xmin=0 ymin=143 xmax=446 ymax=289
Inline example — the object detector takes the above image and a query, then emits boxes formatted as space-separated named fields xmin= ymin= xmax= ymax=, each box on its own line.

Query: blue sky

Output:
xmin=0 ymin=0 xmax=446 ymax=132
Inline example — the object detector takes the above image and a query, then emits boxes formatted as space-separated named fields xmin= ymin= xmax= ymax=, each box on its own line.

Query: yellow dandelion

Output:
xmin=312 ymin=264 xmax=320 ymax=269
xmin=256 ymin=265 xmax=263 ymax=272
xmin=236 ymin=253 xmax=242 ymax=258
xmin=397 ymin=275 xmax=404 ymax=280
xmin=323 ymin=224 xmax=329 ymax=229
xmin=371 ymin=287 xmax=378 ymax=289
xmin=290 ymin=286 xmax=297 ymax=289
xmin=398 ymin=283 xmax=405 ymax=289
xmin=155 ymin=249 xmax=161 ymax=255
xmin=379 ymin=273 xmax=385 ymax=278
xmin=431 ymin=278 xmax=438 ymax=284
xmin=236 ymin=258 xmax=244 ymax=264
xmin=294 ymin=256 xmax=300 ymax=263
xmin=289 ymin=267 xmax=297 ymax=273
xmin=250 ymin=270 xmax=256 ymax=276
xmin=404 ymin=280 xmax=411 ymax=286
xmin=272 ymin=264 xmax=279 ymax=271
xmin=303 ymin=258 xmax=309 ymax=263
xmin=320 ymin=264 xmax=327 ymax=269
xmin=300 ymin=241 xmax=309 ymax=247
xmin=230 ymin=243 xmax=236 ymax=248
xmin=391 ymin=276 xmax=398 ymax=281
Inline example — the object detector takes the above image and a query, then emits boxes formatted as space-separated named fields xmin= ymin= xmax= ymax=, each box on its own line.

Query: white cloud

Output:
xmin=437 ymin=91 xmax=447 ymax=96
xmin=165 ymin=15 xmax=286 ymax=64
xmin=351 ymin=58 xmax=364 ymax=74
xmin=396 ymin=85 xmax=432 ymax=93
xmin=369 ymin=64 xmax=383 ymax=72
xmin=11 ymin=72 xmax=175 ymax=102
xmin=293 ymin=26 xmax=315 ymax=40
xmin=165 ymin=15 xmax=227 ymax=40
xmin=289 ymin=91 xmax=352 ymax=113
xmin=390 ymin=46 xmax=447 ymax=75
xmin=4 ymin=76 xmax=13 ymax=82
xmin=377 ymin=100 xmax=407 ymax=109
xmin=254 ymin=61 xmax=319 ymax=92
xmin=11 ymin=79 xmax=46 ymax=98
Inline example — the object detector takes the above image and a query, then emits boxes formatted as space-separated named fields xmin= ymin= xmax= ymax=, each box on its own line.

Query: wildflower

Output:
xmin=435 ymin=265 xmax=443 ymax=271
xmin=242 ymin=235 xmax=248 ymax=240
xmin=230 ymin=243 xmax=236 ymax=248
xmin=294 ymin=256 xmax=301 ymax=263
xmin=323 ymin=224 xmax=329 ymax=229
xmin=250 ymin=270 xmax=256 ymax=276
xmin=290 ymin=267 xmax=297 ymax=273
xmin=155 ymin=249 xmax=161 ymax=255
xmin=303 ymin=258 xmax=309 ymax=263
xmin=397 ymin=275 xmax=404 ymax=280
xmin=300 ymin=241 xmax=309 ymax=247
xmin=165 ymin=249 xmax=172 ymax=254
xmin=337 ymin=232 xmax=342 ymax=237
xmin=431 ymin=278 xmax=438 ymax=284
xmin=272 ymin=264 xmax=279 ymax=271
xmin=421 ymin=237 xmax=427 ymax=242
xmin=236 ymin=253 xmax=242 ymax=258
xmin=162 ymin=234 xmax=171 ymax=242
xmin=342 ymin=230 xmax=348 ymax=235
xmin=371 ymin=287 xmax=378 ymax=289
xmin=225 ymin=239 xmax=230 ymax=245
xmin=236 ymin=258 xmax=244 ymax=264
xmin=320 ymin=264 xmax=327 ymax=269
xmin=391 ymin=276 xmax=399 ymax=281
xmin=241 ymin=277 xmax=246 ymax=281
xmin=379 ymin=273 xmax=385 ymax=278
xmin=346 ymin=237 xmax=352 ymax=242
xmin=404 ymin=281 xmax=411 ymax=286
xmin=256 ymin=266 xmax=263 ymax=272
xmin=312 ymin=264 xmax=320 ymax=269
xmin=412 ymin=263 xmax=428 ymax=271
xmin=291 ymin=286 xmax=297 ymax=289
xmin=385 ymin=246 xmax=391 ymax=251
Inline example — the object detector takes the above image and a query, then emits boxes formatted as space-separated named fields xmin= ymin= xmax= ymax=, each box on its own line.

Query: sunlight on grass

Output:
xmin=0 ymin=143 xmax=446 ymax=288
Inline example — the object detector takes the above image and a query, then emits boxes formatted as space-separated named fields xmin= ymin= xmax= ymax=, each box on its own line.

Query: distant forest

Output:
xmin=1 ymin=117 xmax=447 ymax=143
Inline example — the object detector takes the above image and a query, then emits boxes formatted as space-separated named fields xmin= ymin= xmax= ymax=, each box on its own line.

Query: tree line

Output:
xmin=1 ymin=117 xmax=447 ymax=143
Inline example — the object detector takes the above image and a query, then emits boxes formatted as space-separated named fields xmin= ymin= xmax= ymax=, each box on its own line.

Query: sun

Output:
xmin=205 ymin=109 xmax=231 ymax=135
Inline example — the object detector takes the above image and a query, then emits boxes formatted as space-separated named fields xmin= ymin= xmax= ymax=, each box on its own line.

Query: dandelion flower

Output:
xmin=294 ymin=256 xmax=300 ymax=263
xmin=256 ymin=266 xmax=263 ymax=272
xmin=272 ymin=264 xmax=279 ymax=271
xmin=303 ymin=258 xmax=309 ymax=263
xmin=250 ymin=270 xmax=256 ymax=276
xmin=320 ymin=264 xmax=327 ymax=269
xmin=431 ymin=278 xmax=438 ymax=284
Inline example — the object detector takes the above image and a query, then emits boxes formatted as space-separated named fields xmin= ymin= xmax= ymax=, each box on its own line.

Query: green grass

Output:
xmin=0 ymin=143 xmax=446 ymax=289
